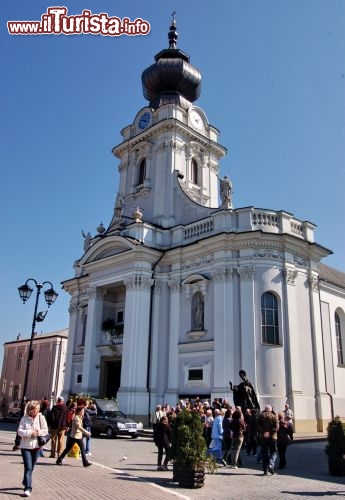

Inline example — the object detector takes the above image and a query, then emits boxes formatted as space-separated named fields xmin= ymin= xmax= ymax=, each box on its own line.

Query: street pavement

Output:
xmin=0 ymin=421 xmax=344 ymax=499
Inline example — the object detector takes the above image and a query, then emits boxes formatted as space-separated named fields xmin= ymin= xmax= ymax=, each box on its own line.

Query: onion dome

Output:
xmin=141 ymin=15 xmax=201 ymax=110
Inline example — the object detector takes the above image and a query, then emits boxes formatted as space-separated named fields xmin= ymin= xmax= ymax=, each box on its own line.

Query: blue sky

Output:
xmin=1 ymin=1 xmax=344 ymax=367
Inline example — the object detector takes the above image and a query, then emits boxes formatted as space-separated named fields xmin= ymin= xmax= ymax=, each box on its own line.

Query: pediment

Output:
xmin=182 ymin=274 xmax=209 ymax=285
xmin=80 ymin=237 xmax=137 ymax=265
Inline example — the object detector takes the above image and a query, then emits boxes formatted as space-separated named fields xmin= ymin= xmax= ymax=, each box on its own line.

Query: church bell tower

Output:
xmin=109 ymin=16 xmax=227 ymax=230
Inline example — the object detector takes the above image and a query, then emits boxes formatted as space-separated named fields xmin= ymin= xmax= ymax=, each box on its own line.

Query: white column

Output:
xmin=164 ymin=279 xmax=182 ymax=403
xmin=62 ymin=296 xmax=78 ymax=399
xmin=308 ymin=272 xmax=330 ymax=430
xmin=212 ymin=267 xmax=234 ymax=399
xmin=282 ymin=266 xmax=313 ymax=430
xmin=81 ymin=287 xmax=104 ymax=394
xmin=117 ymin=275 xmax=153 ymax=417
xmin=238 ymin=265 xmax=256 ymax=375
xmin=148 ymin=279 xmax=164 ymax=408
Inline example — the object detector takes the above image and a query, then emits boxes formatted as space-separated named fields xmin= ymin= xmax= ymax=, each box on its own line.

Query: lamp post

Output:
xmin=17 ymin=278 xmax=58 ymax=417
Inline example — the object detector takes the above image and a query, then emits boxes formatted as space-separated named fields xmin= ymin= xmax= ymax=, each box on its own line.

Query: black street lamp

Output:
xmin=17 ymin=278 xmax=58 ymax=417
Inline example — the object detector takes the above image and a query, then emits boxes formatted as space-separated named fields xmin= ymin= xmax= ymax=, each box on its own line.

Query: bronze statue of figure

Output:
xmin=229 ymin=370 xmax=260 ymax=411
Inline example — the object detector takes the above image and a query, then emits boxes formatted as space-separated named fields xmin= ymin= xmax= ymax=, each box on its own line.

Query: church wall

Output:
xmin=320 ymin=286 xmax=345 ymax=419
xmin=178 ymin=352 xmax=213 ymax=398
xmin=251 ymin=262 xmax=323 ymax=429
xmin=287 ymin=272 xmax=321 ymax=430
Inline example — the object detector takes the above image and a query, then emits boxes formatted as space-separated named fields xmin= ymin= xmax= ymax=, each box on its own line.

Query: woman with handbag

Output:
xmin=17 ymin=400 xmax=49 ymax=497
xmin=56 ymin=406 xmax=92 ymax=467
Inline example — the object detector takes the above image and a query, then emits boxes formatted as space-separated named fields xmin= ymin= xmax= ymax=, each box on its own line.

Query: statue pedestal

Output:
xmin=187 ymin=330 xmax=206 ymax=340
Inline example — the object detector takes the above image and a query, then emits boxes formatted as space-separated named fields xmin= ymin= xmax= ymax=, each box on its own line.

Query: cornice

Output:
xmin=112 ymin=118 xmax=226 ymax=159
xmin=81 ymin=247 xmax=159 ymax=275
xmin=163 ymin=231 xmax=322 ymax=267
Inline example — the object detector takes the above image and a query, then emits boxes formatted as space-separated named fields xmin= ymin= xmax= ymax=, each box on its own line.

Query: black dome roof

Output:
xmin=141 ymin=18 xmax=201 ymax=109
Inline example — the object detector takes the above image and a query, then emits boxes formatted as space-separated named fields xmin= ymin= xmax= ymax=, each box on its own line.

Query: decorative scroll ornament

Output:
xmin=254 ymin=248 xmax=283 ymax=259
xmin=68 ymin=297 xmax=79 ymax=314
xmin=308 ymin=274 xmax=320 ymax=292
xmin=124 ymin=275 xmax=154 ymax=291
xmin=283 ymin=268 xmax=298 ymax=286
xmin=212 ymin=267 xmax=234 ymax=282
xmin=237 ymin=266 xmax=255 ymax=281
xmin=168 ymin=280 xmax=181 ymax=293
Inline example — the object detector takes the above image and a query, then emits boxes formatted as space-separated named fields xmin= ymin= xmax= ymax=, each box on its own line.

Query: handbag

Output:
xmin=38 ymin=413 xmax=51 ymax=447
xmin=209 ymin=438 xmax=216 ymax=449
xmin=37 ymin=433 xmax=51 ymax=447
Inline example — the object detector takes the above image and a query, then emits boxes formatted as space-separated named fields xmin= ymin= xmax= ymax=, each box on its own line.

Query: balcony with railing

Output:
xmin=169 ymin=207 xmax=316 ymax=246
xmin=97 ymin=324 xmax=124 ymax=355
xmin=124 ymin=205 xmax=316 ymax=249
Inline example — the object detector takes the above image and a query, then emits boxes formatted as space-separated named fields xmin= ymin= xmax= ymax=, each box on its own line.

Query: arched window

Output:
xmin=138 ymin=159 xmax=146 ymax=185
xmin=191 ymin=158 xmax=198 ymax=185
xmin=261 ymin=292 xmax=279 ymax=345
xmin=335 ymin=312 xmax=344 ymax=365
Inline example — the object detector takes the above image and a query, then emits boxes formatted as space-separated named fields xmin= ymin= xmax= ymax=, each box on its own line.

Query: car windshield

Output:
xmin=104 ymin=411 xmax=127 ymax=418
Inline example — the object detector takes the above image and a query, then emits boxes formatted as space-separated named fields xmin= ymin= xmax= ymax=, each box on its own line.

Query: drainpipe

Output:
xmin=146 ymin=251 xmax=165 ymax=426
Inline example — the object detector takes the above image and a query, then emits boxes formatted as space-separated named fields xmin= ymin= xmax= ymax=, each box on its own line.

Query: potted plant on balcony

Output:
xmin=170 ymin=408 xmax=216 ymax=488
xmin=101 ymin=318 xmax=116 ymax=337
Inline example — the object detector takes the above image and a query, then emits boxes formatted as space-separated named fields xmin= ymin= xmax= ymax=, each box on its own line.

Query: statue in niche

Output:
xmin=82 ymin=230 xmax=92 ymax=252
xmin=229 ymin=370 xmax=260 ymax=411
xmin=192 ymin=293 xmax=204 ymax=331
xmin=219 ymin=175 xmax=233 ymax=208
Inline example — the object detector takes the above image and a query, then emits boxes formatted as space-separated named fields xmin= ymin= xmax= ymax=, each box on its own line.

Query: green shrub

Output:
xmin=170 ymin=408 xmax=216 ymax=472
xmin=325 ymin=416 xmax=345 ymax=476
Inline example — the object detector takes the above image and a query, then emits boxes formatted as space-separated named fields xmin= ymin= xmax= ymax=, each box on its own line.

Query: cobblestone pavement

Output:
xmin=0 ymin=421 xmax=344 ymax=499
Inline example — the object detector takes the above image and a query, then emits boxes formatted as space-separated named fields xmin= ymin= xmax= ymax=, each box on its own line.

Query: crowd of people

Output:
xmin=16 ymin=392 xmax=294 ymax=495
xmin=151 ymin=398 xmax=294 ymax=475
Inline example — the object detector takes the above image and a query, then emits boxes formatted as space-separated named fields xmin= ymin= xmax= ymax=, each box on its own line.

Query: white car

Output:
xmin=7 ymin=401 xmax=21 ymax=421
xmin=91 ymin=399 xmax=144 ymax=439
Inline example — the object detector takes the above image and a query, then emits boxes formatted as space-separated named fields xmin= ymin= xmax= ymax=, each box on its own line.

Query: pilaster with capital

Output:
xmin=212 ymin=267 xmax=234 ymax=393
xmin=282 ymin=265 xmax=302 ymax=395
xmin=117 ymin=274 xmax=153 ymax=415
xmin=308 ymin=270 xmax=327 ymax=427
xmin=164 ymin=279 xmax=182 ymax=397
xmin=237 ymin=265 xmax=256 ymax=373
xmin=81 ymin=287 xmax=105 ymax=394
xmin=62 ymin=295 xmax=79 ymax=396
xmin=283 ymin=268 xmax=298 ymax=286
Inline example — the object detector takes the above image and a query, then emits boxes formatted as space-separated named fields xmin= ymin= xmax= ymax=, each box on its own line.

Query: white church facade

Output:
xmin=61 ymin=19 xmax=345 ymax=432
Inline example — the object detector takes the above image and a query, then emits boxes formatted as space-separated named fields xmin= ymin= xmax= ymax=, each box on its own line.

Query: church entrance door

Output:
xmin=104 ymin=360 xmax=121 ymax=399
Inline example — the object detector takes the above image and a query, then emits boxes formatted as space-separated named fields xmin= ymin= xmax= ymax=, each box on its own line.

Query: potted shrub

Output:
xmin=101 ymin=318 xmax=116 ymax=337
xmin=170 ymin=408 xmax=216 ymax=488
xmin=325 ymin=416 xmax=345 ymax=476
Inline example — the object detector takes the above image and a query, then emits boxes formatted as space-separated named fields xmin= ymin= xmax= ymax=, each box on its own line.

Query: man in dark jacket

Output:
xmin=47 ymin=397 xmax=68 ymax=458
xmin=154 ymin=416 xmax=172 ymax=471
xmin=257 ymin=404 xmax=278 ymax=475
xmin=83 ymin=401 xmax=97 ymax=456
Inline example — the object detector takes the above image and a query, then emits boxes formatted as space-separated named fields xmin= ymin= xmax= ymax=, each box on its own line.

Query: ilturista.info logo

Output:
xmin=7 ymin=7 xmax=151 ymax=36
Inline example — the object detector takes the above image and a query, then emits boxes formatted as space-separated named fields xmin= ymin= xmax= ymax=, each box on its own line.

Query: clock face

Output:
xmin=189 ymin=110 xmax=203 ymax=130
xmin=138 ymin=111 xmax=151 ymax=130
